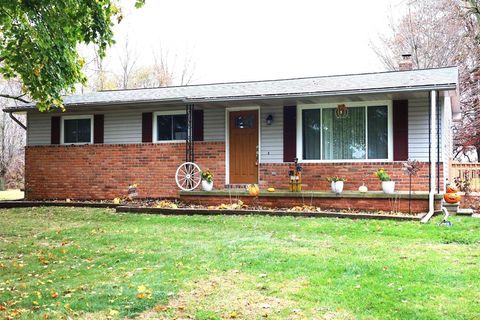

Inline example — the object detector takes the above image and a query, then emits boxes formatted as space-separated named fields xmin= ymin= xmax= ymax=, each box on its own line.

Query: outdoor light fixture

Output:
xmin=266 ymin=114 xmax=273 ymax=125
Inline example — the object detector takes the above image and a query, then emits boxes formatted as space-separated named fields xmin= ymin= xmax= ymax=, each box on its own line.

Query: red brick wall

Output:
xmin=25 ymin=142 xmax=225 ymax=200
xmin=259 ymin=162 xmax=444 ymax=192
xmin=25 ymin=142 xmax=443 ymax=200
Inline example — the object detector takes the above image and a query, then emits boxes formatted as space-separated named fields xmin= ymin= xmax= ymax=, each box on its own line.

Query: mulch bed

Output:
xmin=116 ymin=206 xmax=423 ymax=221
xmin=0 ymin=198 xmax=426 ymax=221
xmin=461 ymin=195 xmax=480 ymax=213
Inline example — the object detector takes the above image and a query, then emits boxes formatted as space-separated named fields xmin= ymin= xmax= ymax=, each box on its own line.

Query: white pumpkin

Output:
xmin=358 ymin=185 xmax=368 ymax=193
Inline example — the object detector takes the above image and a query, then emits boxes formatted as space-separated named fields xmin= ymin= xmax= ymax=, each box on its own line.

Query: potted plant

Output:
xmin=375 ymin=168 xmax=395 ymax=194
xmin=326 ymin=176 xmax=346 ymax=194
xmin=201 ymin=169 xmax=214 ymax=191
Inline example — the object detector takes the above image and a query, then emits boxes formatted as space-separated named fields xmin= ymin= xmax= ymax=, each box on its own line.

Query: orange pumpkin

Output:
xmin=446 ymin=185 xmax=458 ymax=193
xmin=248 ymin=184 xmax=260 ymax=197
xmin=444 ymin=192 xmax=461 ymax=204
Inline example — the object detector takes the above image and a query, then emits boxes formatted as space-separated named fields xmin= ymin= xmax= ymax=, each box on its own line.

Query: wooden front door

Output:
xmin=229 ymin=110 xmax=259 ymax=184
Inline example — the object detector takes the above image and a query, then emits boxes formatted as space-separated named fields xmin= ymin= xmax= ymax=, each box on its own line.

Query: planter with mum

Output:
xmin=375 ymin=168 xmax=395 ymax=194
xmin=326 ymin=176 xmax=346 ymax=194
xmin=201 ymin=170 xmax=214 ymax=191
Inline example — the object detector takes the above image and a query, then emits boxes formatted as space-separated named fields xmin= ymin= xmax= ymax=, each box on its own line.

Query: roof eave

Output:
xmin=3 ymin=83 xmax=457 ymax=112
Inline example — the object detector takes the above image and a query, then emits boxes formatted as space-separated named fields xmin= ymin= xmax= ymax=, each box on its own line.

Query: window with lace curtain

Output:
xmin=301 ymin=103 xmax=390 ymax=161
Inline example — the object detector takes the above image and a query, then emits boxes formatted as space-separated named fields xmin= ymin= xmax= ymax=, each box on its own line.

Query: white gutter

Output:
xmin=421 ymin=90 xmax=437 ymax=223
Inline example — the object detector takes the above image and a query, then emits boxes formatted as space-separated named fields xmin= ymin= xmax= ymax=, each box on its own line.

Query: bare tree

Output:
xmin=85 ymin=41 xmax=197 ymax=90
xmin=371 ymin=0 xmax=470 ymax=70
xmin=0 ymin=79 xmax=26 ymax=190
xmin=148 ymin=45 xmax=196 ymax=87
xmin=372 ymin=0 xmax=480 ymax=161
xmin=117 ymin=36 xmax=140 ymax=89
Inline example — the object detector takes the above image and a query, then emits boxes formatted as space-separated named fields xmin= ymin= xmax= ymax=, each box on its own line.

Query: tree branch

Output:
xmin=0 ymin=93 xmax=30 ymax=104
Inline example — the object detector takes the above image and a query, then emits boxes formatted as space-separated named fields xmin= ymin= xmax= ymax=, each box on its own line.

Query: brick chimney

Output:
xmin=399 ymin=54 xmax=413 ymax=71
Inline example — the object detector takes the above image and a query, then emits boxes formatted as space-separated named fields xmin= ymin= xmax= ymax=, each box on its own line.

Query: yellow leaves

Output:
xmin=289 ymin=205 xmax=318 ymax=212
xmin=113 ymin=197 xmax=121 ymax=204
xmin=136 ymin=285 xmax=152 ymax=299
xmin=33 ymin=65 xmax=43 ymax=77
xmin=78 ymin=57 xmax=86 ymax=67
xmin=109 ymin=309 xmax=119 ymax=316
xmin=212 ymin=200 xmax=245 ymax=210
xmin=155 ymin=200 xmax=178 ymax=209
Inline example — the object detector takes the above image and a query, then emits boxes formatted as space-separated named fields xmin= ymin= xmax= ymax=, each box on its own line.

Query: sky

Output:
xmin=104 ymin=0 xmax=408 ymax=85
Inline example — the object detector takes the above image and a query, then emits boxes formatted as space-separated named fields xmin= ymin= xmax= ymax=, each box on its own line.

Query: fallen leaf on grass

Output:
xmin=137 ymin=285 xmax=152 ymax=299
xmin=109 ymin=309 xmax=119 ymax=316
xmin=153 ymin=305 xmax=168 ymax=312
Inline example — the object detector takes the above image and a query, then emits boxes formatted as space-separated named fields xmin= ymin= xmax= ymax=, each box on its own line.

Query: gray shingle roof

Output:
xmin=5 ymin=67 xmax=458 ymax=111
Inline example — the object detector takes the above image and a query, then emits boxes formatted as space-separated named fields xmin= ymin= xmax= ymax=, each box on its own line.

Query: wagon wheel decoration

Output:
xmin=175 ymin=162 xmax=202 ymax=191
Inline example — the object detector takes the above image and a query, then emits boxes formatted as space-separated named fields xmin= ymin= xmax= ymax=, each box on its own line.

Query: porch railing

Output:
xmin=450 ymin=162 xmax=480 ymax=193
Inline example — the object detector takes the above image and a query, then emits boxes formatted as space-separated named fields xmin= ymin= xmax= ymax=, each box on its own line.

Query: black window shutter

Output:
xmin=193 ymin=109 xmax=204 ymax=141
xmin=93 ymin=114 xmax=104 ymax=144
xmin=51 ymin=116 xmax=61 ymax=144
xmin=393 ymin=100 xmax=409 ymax=161
xmin=142 ymin=112 xmax=153 ymax=143
xmin=283 ymin=105 xmax=297 ymax=162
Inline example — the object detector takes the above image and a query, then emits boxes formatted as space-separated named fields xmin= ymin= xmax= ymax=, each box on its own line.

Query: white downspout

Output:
xmin=421 ymin=90 xmax=437 ymax=223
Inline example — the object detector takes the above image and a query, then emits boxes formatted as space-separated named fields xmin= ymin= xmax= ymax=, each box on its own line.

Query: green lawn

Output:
xmin=0 ymin=208 xmax=479 ymax=320
xmin=0 ymin=189 xmax=24 ymax=201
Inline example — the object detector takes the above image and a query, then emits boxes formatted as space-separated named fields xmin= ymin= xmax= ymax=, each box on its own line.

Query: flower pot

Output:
xmin=201 ymin=180 xmax=213 ymax=192
xmin=382 ymin=181 xmax=395 ymax=194
xmin=331 ymin=181 xmax=344 ymax=194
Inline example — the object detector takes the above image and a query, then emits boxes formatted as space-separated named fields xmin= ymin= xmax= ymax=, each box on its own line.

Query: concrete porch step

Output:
xmin=457 ymin=208 xmax=474 ymax=216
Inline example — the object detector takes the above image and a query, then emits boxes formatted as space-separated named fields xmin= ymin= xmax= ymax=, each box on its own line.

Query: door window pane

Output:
xmin=64 ymin=118 xmax=91 ymax=143
xmin=322 ymin=107 xmax=366 ymax=160
xmin=302 ymin=109 xmax=321 ymax=159
xmin=235 ymin=115 xmax=254 ymax=129
xmin=368 ymin=106 xmax=388 ymax=159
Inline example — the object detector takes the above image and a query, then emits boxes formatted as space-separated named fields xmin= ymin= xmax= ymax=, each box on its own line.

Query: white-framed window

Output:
xmin=297 ymin=101 xmax=393 ymax=162
xmin=61 ymin=115 xmax=93 ymax=144
xmin=153 ymin=110 xmax=187 ymax=142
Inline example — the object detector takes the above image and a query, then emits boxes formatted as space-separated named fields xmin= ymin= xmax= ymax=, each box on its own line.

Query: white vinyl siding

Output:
xmin=27 ymin=112 xmax=51 ymax=146
xmin=203 ymin=108 xmax=225 ymax=141
xmin=103 ymin=109 xmax=143 ymax=144
xmin=260 ymin=106 xmax=283 ymax=163
xmin=26 ymin=105 xmax=215 ymax=145
xmin=408 ymin=97 xmax=444 ymax=161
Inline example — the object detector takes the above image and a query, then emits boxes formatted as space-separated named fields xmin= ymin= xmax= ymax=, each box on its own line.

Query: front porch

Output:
xmin=179 ymin=189 xmax=443 ymax=214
